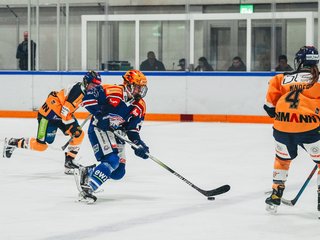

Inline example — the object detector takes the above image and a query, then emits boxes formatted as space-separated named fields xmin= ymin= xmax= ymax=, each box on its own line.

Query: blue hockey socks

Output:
xmin=89 ymin=163 xmax=111 ymax=191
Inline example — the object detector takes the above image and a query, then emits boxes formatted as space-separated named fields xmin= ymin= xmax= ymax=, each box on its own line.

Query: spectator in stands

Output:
xmin=194 ymin=57 xmax=213 ymax=71
xmin=140 ymin=51 xmax=166 ymax=71
xmin=177 ymin=58 xmax=186 ymax=71
xmin=16 ymin=31 xmax=36 ymax=70
xmin=228 ymin=56 xmax=247 ymax=71
xmin=275 ymin=55 xmax=293 ymax=71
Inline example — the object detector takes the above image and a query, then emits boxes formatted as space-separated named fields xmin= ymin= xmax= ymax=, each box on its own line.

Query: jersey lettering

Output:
xmin=41 ymin=102 xmax=49 ymax=112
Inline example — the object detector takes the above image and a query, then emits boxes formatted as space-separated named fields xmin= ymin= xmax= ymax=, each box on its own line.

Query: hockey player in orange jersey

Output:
xmin=264 ymin=46 xmax=320 ymax=213
xmin=2 ymin=70 xmax=102 ymax=174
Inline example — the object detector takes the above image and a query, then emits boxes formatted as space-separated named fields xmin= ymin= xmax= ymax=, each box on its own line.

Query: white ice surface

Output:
xmin=0 ymin=118 xmax=319 ymax=240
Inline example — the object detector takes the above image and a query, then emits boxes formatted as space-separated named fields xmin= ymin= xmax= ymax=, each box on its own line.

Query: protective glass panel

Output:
xmin=87 ymin=21 xmax=135 ymax=71
xmin=38 ymin=4 xmax=57 ymax=71
xmin=0 ymin=5 xmax=25 ymax=70
xmin=139 ymin=21 xmax=188 ymax=71
xmin=0 ymin=3 xmax=36 ymax=71
xmin=251 ymin=19 xmax=306 ymax=71
xmin=210 ymin=20 xmax=247 ymax=71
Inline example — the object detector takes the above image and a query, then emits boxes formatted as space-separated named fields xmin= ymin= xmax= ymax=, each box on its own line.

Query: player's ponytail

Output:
xmin=309 ymin=65 xmax=319 ymax=86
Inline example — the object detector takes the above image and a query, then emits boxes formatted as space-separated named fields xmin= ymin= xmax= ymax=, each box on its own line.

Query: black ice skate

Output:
xmin=265 ymin=184 xmax=285 ymax=213
xmin=3 ymin=138 xmax=20 ymax=158
xmin=79 ymin=183 xmax=97 ymax=204
xmin=64 ymin=154 xmax=79 ymax=175
xmin=74 ymin=164 xmax=97 ymax=204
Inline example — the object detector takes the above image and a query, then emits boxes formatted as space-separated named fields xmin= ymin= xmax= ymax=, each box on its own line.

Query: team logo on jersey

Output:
xmin=108 ymin=98 xmax=120 ymax=107
xmin=275 ymin=112 xmax=320 ymax=123
xmin=283 ymin=73 xmax=312 ymax=85
xmin=107 ymin=113 xmax=125 ymax=127
xmin=131 ymin=108 xmax=140 ymax=117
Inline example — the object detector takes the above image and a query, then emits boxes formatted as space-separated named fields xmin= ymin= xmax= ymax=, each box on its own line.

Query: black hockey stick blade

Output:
xmin=281 ymin=198 xmax=295 ymax=206
xmin=199 ymin=184 xmax=231 ymax=197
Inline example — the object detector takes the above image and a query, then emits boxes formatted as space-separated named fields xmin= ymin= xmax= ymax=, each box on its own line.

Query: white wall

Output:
xmin=0 ymin=72 xmax=271 ymax=116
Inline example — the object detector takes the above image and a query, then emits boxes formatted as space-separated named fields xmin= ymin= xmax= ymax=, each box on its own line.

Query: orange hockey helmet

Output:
xmin=122 ymin=70 xmax=148 ymax=100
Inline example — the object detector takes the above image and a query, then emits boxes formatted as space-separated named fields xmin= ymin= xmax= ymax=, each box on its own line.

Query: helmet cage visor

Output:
xmin=125 ymin=83 xmax=148 ymax=100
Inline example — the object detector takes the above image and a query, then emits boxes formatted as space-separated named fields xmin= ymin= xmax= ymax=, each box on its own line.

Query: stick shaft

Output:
xmin=282 ymin=164 xmax=318 ymax=206
xmin=292 ymin=164 xmax=318 ymax=203
xmin=113 ymin=131 xmax=222 ymax=196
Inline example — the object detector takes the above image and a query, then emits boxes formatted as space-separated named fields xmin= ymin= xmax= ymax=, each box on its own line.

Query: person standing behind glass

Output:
xmin=275 ymin=55 xmax=293 ymax=72
xmin=16 ymin=31 xmax=36 ymax=70
xmin=140 ymin=51 xmax=166 ymax=71
xmin=227 ymin=56 xmax=247 ymax=71
xmin=194 ymin=57 xmax=213 ymax=71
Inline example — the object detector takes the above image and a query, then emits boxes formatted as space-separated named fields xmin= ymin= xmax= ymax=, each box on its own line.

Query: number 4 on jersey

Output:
xmin=285 ymin=90 xmax=302 ymax=109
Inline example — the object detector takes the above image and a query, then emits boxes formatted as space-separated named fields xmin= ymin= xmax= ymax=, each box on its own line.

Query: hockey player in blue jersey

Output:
xmin=75 ymin=69 xmax=149 ymax=203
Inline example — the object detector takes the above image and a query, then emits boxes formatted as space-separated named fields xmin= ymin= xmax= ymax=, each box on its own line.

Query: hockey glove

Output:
xmin=263 ymin=104 xmax=276 ymax=118
xmin=95 ymin=115 xmax=110 ymax=131
xmin=65 ymin=122 xmax=82 ymax=137
xmin=95 ymin=112 xmax=123 ymax=132
xmin=133 ymin=140 xmax=149 ymax=159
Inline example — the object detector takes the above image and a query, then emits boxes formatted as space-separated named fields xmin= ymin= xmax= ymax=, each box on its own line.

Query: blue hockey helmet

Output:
xmin=83 ymin=70 xmax=102 ymax=87
xmin=294 ymin=46 xmax=319 ymax=69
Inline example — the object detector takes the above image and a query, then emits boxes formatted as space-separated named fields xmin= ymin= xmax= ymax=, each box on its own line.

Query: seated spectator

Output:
xmin=228 ymin=56 xmax=246 ymax=71
xmin=275 ymin=55 xmax=293 ymax=71
xmin=140 ymin=51 xmax=166 ymax=71
xmin=194 ymin=57 xmax=213 ymax=71
xmin=177 ymin=58 xmax=186 ymax=71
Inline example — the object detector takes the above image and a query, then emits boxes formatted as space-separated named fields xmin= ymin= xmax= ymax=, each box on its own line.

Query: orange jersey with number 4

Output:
xmin=265 ymin=71 xmax=320 ymax=133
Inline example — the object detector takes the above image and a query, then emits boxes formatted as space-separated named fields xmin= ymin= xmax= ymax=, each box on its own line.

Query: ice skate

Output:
xmin=74 ymin=164 xmax=97 ymax=203
xmin=3 ymin=138 xmax=20 ymax=158
xmin=78 ymin=184 xmax=97 ymax=204
xmin=64 ymin=154 xmax=79 ymax=175
xmin=265 ymin=185 xmax=285 ymax=213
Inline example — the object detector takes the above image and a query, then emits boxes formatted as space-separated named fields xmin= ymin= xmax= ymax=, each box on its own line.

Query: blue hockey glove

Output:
xmin=263 ymin=104 xmax=276 ymax=118
xmin=133 ymin=140 xmax=149 ymax=159
xmin=95 ymin=113 xmax=123 ymax=132
xmin=94 ymin=112 xmax=110 ymax=131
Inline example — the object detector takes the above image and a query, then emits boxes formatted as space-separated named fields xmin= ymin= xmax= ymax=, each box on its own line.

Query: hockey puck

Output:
xmin=207 ymin=196 xmax=215 ymax=200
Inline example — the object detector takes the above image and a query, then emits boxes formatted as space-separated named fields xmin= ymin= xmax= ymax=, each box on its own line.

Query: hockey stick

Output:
xmin=61 ymin=114 xmax=92 ymax=150
xmin=114 ymin=131 xmax=231 ymax=198
xmin=281 ymin=164 xmax=318 ymax=206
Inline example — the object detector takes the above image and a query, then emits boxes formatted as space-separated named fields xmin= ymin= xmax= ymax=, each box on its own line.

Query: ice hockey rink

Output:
xmin=0 ymin=118 xmax=319 ymax=240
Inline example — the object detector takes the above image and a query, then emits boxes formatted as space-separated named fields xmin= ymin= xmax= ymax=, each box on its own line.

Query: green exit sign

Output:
xmin=240 ymin=4 xmax=254 ymax=14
